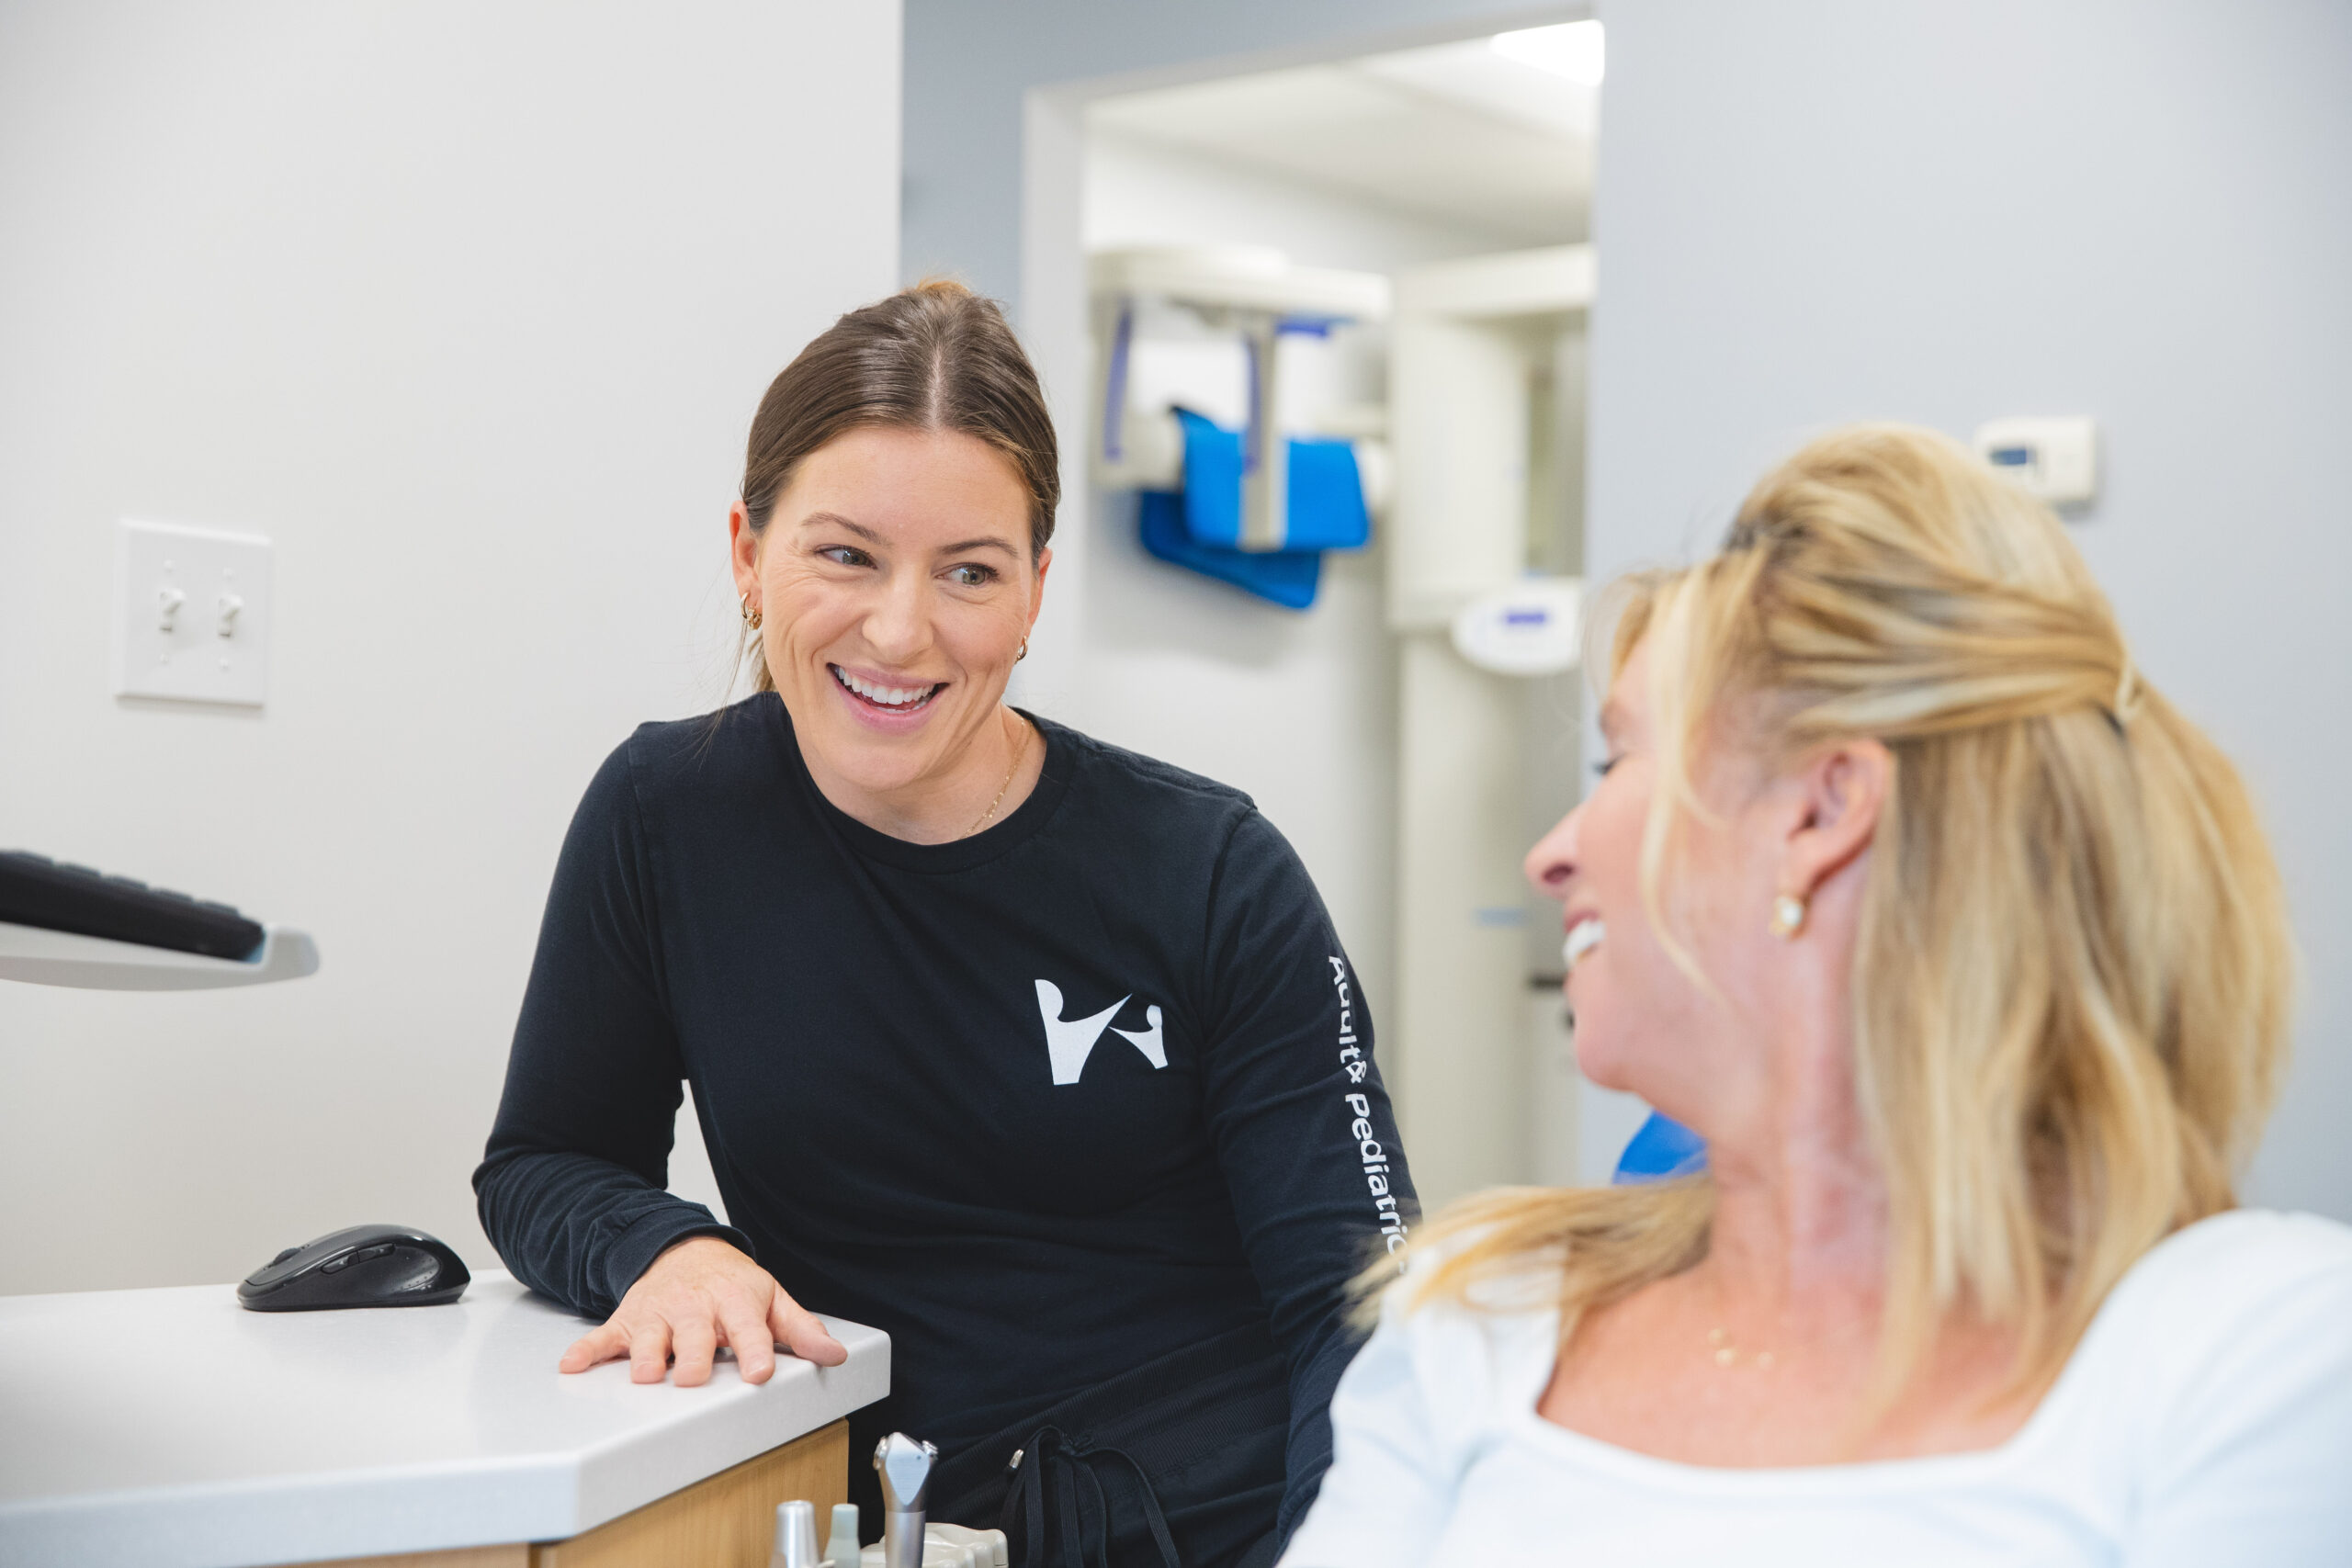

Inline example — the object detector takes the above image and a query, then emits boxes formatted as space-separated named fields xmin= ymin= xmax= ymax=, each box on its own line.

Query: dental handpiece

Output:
xmin=873 ymin=1432 xmax=939 ymax=1568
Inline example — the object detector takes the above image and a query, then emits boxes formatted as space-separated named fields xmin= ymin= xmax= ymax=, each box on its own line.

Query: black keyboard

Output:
xmin=0 ymin=851 xmax=266 ymax=962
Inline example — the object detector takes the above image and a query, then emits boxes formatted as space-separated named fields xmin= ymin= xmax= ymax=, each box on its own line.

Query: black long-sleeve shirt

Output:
xmin=474 ymin=695 xmax=1414 ymax=1544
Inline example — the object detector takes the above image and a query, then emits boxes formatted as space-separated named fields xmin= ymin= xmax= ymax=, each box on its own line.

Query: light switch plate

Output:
xmin=114 ymin=520 xmax=273 ymax=706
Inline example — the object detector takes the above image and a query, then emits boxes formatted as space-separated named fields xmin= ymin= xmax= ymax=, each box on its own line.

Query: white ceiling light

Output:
xmin=1491 ymin=19 xmax=1605 ymax=85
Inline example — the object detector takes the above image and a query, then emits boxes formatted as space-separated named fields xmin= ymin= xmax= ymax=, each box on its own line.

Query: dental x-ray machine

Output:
xmin=1091 ymin=246 xmax=1389 ymax=607
xmin=1386 ymin=244 xmax=1600 ymax=1203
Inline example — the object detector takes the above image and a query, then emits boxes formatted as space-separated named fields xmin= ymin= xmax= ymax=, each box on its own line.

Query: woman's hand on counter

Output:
xmin=556 ymin=1235 xmax=849 ymax=1386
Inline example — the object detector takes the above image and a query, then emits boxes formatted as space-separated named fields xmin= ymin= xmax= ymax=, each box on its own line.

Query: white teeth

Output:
xmin=832 ymin=666 xmax=934 ymax=708
xmin=1563 ymin=919 xmax=1606 ymax=973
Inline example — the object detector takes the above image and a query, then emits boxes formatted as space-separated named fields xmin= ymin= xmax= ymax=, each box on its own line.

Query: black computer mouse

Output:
xmin=237 ymin=1224 xmax=470 ymax=1311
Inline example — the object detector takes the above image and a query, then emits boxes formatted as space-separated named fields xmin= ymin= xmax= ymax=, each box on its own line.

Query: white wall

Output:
xmin=1086 ymin=132 xmax=1526 ymax=274
xmin=1589 ymin=0 xmax=2352 ymax=1219
xmin=0 ymin=0 xmax=901 ymax=1295
xmin=903 ymin=0 xmax=1577 ymax=301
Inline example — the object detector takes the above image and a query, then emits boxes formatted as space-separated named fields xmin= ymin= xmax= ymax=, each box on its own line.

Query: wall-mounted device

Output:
xmin=1451 ymin=579 xmax=1582 ymax=676
xmin=1973 ymin=416 xmax=2098 ymax=509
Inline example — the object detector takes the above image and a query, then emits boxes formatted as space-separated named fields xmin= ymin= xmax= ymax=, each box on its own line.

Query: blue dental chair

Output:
xmin=1611 ymin=1111 xmax=1708 ymax=1183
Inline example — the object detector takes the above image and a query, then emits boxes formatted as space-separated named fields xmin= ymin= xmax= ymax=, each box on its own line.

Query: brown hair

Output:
xmin=736 ymin=279 xmax=1059 ymax=692
xmin=1383 ymin=424 xmax=2292 ymax=1430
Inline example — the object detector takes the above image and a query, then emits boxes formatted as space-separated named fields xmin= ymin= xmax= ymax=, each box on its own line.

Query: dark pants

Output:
xmin=923 ymin=1322 xmax=1292 ymax=1568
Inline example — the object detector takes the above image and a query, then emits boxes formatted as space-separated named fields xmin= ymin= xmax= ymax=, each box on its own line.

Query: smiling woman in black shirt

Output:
xmin=474 ymin=282 xmax=1414 ymax=1568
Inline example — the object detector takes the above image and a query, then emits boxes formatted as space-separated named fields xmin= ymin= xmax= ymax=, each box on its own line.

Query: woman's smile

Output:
xmin=1562 ymin=913 xmax=1606 ymax=975
xmin=829 ymin=661 xmax=947 ymax=719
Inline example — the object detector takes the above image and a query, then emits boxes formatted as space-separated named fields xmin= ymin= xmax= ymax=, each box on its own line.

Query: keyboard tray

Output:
xmin=0 ymin=851 xmax=266 ymax=961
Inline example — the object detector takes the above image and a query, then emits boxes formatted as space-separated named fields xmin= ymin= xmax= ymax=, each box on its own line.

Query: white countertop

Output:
xmin=0 ymin=1270 xmax=889 ymax=1568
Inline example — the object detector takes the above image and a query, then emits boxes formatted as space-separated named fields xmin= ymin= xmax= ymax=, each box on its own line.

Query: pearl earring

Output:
xmin=1769 ymin=893 xmax=1807 ymax=940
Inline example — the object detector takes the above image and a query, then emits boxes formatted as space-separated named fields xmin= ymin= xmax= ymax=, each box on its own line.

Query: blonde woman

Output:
xmin=1280 ymin=426 xmax=2352 ymax=1564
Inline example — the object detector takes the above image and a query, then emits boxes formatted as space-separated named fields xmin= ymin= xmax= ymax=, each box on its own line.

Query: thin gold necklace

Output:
xmin=964 ymin=714 xmax=1031 ymax=838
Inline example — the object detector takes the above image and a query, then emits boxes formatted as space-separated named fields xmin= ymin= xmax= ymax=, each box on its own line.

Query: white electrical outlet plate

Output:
xmin=114 ymin=520 xmax=273 ymax=706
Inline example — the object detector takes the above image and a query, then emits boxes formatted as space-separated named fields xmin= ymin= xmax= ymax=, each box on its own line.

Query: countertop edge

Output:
xmin=567 ymin=1323 xmax=893 ymax=1538
xmin=0 ymin=1317 xmax=891 ymax=1568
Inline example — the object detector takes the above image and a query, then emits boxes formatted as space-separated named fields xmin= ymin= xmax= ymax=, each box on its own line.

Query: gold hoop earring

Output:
xmin=741 ymin=594 xmax=763 ymax=631
xmin=1769 ymin=893 xmax=1807 ymax=940
xmin=1016 ymin=638 xmax=1028 ymax=662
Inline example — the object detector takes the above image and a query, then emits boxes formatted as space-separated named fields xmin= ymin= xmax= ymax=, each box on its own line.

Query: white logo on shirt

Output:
xmin=1035 ymin=979 xmax=1166 ymax=1085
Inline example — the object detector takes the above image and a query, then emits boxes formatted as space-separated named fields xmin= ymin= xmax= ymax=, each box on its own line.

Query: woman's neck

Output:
xmin=1684 ymin=1054 xmax=2039 ymax=1458
xmin=800 ymin=705 xmax=1042 ymax=845
xmin=1697 ymin=997 xmax=1890 ymax=1337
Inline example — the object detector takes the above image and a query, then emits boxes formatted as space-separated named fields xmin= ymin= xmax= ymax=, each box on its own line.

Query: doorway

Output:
xmin=1021 ymin=16 xmax=1645 ymax=1208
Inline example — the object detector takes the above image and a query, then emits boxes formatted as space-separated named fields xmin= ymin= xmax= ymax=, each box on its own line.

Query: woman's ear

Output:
xmin=729 ymin=502 xmax=761 ymax=598
xmin=1025 ymin=546 xmax=1052 ymax=636
xmin=1781 ymin=739 xmax=1892 ymax=900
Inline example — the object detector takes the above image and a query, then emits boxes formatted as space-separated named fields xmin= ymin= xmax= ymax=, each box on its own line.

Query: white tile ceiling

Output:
xmin=1087 ymin=39 xmax=1595 ymax=246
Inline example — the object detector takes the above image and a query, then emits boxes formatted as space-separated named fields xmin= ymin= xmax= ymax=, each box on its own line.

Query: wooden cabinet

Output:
xmin=288 ymin=1420 xmax=848 ymax=1568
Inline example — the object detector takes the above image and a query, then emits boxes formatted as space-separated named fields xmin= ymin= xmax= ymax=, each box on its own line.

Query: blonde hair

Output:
xmin=1393 ymin=423 xmax=2294 ymax=1409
